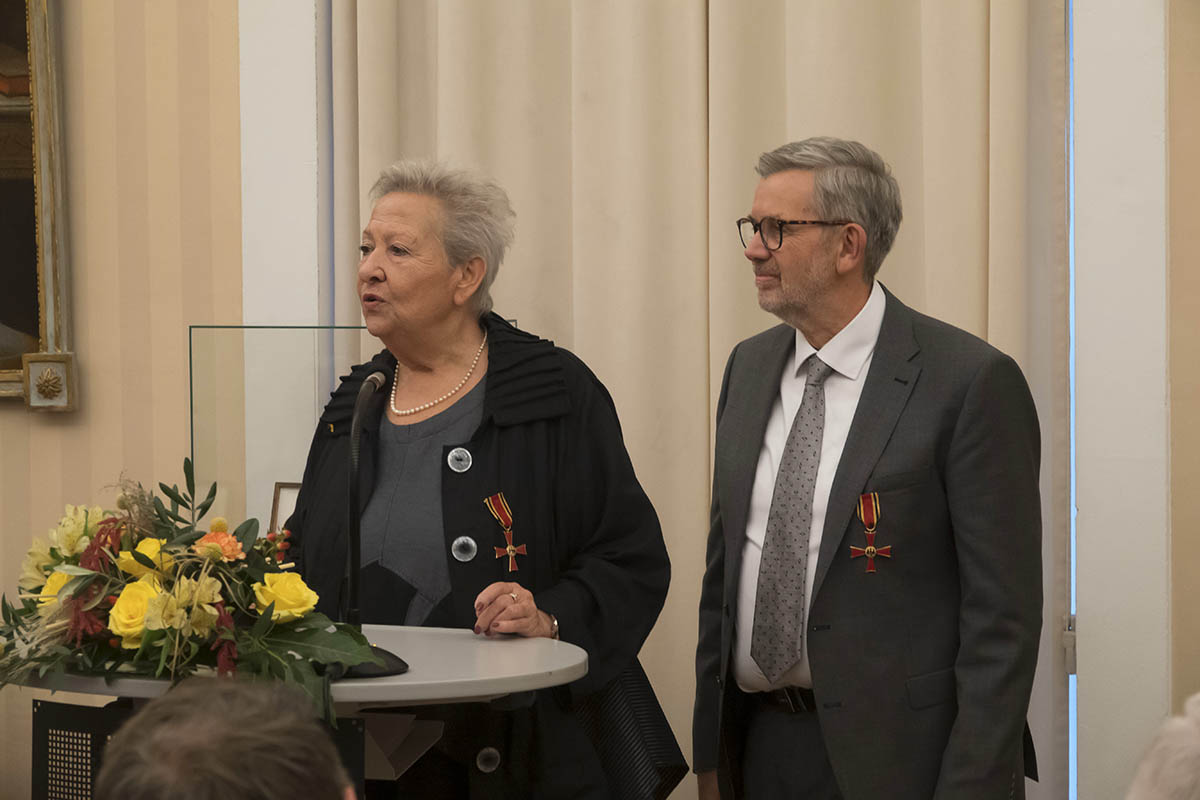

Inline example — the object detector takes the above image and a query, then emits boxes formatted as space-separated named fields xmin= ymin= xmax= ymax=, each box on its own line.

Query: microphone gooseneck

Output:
xmin=345 ymin=371 xmax=387 ymax=627
xmin=339 ymin=369 xmax=409 ymax=678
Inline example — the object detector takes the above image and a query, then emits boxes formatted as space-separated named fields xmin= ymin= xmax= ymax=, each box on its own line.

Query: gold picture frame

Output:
xmin=0 ymin=0 xmax=74 ymax=407
xmin=270 ymin=482 xmax=302 ymax=535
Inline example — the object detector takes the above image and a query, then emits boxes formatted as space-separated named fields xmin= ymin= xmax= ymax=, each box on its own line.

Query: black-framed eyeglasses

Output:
xmin=736 ymin=216 xmax=851 ymax=251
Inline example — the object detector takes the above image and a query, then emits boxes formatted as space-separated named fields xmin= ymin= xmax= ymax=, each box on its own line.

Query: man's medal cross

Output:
xmin=849 ymin=492 xmax=891 ymax=573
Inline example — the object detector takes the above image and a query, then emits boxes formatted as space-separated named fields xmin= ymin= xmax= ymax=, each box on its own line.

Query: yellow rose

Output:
xmin=37 ymin=571 xmax=73 ymax=609
xmin=108 ymin=578 xmax=160 ymax=649
xmin=252 ymin=573 xmax=318 ymax=623
xmin=117 ymin=538 xmax=175 ymax=579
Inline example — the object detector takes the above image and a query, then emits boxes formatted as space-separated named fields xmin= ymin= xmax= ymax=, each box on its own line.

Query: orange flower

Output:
xmin=192 ymin=530 xmax=246 ymax=562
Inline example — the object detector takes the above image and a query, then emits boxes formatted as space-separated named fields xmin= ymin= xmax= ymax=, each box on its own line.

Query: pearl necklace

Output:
xmin=390 ymin=332 xmax=488 ymax=416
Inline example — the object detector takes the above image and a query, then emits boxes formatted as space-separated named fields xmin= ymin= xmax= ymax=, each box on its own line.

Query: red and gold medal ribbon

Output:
xmin=484 ymin=493 xmax=514 ymax=530
xmin=850 ymin=492 xmax=890 ymax=573
xmin=856 ymin=492 xmax=880 ymax=532
xmin=484 ymin=492 xmax=526 ymax=572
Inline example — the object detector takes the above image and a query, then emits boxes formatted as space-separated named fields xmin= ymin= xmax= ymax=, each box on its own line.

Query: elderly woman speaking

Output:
xmin=286 ymin=161 xmax=680 ymax=799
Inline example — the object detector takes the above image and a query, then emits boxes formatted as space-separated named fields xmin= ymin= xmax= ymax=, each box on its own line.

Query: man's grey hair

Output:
xmin=757 ymin=137 xmax=903 ymax=282
xmin=370 ymin=160 xmax=516 ymax=316
xmin=95 ymin=678 xmax=350 ymax=800
xmin=1126 ymin=692 xmax=1200 ymax=800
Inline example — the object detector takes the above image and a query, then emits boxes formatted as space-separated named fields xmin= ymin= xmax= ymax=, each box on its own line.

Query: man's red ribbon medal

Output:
xmin=484 ymin=492 xmax=527 ymax=572
xmin=849 ymin=492 xmax=891 ymax=573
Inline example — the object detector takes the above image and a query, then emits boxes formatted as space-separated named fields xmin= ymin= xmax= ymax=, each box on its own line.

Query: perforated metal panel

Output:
xmin=32 ymin=699 xmax=131 ymax=800
xmin=44 ymin=728 xmax=92 ymax=798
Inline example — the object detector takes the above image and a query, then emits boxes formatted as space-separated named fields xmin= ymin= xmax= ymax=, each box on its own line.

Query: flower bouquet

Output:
xmin=0 ymin=460 xmax=378 ymax=718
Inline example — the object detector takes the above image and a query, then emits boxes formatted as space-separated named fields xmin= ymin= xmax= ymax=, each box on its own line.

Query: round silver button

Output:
xmin=451 ymin=536 xmax=478 ymax=562
xmin=447 ymin=447 xmax=473 ymax=473
xmin=475 ymin=746 xmax=501 ymax=774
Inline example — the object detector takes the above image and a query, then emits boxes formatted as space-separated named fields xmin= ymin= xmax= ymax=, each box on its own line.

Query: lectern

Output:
xmin=23 ymin=625 xmax=587 ymax=799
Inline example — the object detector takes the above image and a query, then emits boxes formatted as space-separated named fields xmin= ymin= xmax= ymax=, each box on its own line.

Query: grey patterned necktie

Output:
xmin=751 ymin=354 xmax=835 ymax=684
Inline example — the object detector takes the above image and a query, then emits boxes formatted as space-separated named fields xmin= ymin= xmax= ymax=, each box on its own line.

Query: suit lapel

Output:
xmin=719 ymin=325 xmax=794 ymax=585
xmin=811 ymin=291 xmax=921 ymax=601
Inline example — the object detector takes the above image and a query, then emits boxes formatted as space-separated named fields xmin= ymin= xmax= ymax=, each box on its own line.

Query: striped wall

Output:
xmin=0 ymin=1 xmax=243 ymax=793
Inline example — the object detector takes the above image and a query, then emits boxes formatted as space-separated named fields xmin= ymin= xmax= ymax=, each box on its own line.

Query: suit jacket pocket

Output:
xmin=868 ymin=465 xmax=935 ymax=494
xmin=905 ymin=667 xmax=956 ymax=710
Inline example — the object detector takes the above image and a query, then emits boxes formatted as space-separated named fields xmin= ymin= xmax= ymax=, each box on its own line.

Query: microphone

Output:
xmin=339 ymin=369 xmax=408 ymax=678
xmin=363 ymin=371 xmax=387 ymax=392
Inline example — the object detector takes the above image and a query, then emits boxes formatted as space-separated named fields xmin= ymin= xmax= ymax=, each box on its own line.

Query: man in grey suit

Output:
xmin=693 ymin=137 xmax=1042 ymax=799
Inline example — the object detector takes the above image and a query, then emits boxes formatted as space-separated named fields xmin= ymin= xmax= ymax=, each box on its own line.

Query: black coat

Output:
xmin=286 ymin=313 xmax=678 ymax=798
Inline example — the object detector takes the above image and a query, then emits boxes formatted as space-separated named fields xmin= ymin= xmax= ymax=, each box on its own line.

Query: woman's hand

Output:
xmin=474 ymin=582 xmax=555 ymax=638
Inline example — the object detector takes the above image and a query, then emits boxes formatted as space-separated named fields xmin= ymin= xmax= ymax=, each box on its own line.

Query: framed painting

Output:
xmin=0 ymin=0 xmax=74 ymax=408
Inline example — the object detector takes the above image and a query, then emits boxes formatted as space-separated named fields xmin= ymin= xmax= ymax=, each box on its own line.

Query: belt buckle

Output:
xmin=783 ymin=686 xmax=809 ymax=713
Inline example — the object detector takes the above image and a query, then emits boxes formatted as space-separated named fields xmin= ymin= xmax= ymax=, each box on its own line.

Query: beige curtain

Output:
xmin=343 ymin=2 xmax=1069 ymax=796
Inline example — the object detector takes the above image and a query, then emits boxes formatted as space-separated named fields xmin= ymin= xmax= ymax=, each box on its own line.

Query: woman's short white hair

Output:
xmin=1126 ymin=693 xmax=1200 ymax=800
xmin=370 ymin=160 xmax=516 ymax=316
xmin=756 ymin=137 xmax=903 ymax=282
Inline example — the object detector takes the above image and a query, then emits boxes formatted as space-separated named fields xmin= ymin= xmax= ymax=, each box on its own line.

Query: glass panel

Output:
xmin=189 ymin=326 xmax=365 ymax=532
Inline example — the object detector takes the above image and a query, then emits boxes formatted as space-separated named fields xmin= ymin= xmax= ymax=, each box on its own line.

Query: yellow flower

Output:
xmin=144 ymin=590 xmax=187 ymax=632
xmin=18 ymin=535 xmax=54 ymax=591
xmin=192 ymin=530 xmax=245 ymax=562
xmin=174 ymin=574 xmax=222 ymax=608
xmin=49 ymin=504 xmax=104 ymax=556
xmin=252 ymin=573 xmax=318 ymax=623
xmin=108 ymin=578 xmax=160 ymax=649
xmin=117 ymin=538 xmax=175 ymax=579
xmin=189 ymin=604 xmax=219 ymax=636
xmin=37 ymin=571 xmax=73 ymax=609
xmin=209 ymin=517 xmax=229 ymax=533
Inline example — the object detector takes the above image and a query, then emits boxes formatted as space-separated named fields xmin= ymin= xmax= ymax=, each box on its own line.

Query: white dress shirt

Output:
xmin=735 ymin=281 xmax=887 ymax=692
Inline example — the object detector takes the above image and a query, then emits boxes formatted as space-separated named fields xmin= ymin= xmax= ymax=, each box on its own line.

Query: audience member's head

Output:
xmin=95 ymin=678 xmax=354 ymax=800
xmin=1127 ymin=692 xmax=1200 ymax=800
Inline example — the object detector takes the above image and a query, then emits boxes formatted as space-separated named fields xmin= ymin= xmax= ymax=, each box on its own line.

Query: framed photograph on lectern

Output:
xmin=270 ymin=482 xmax=301 ymax=534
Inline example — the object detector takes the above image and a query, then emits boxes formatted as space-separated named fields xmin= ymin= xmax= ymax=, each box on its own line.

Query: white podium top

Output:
xmin=24 ymin=626 xmax=588 ymax=707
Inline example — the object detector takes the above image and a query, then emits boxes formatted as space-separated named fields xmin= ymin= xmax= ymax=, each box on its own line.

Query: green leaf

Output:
xmin=233 ymin=518 xmax=260 ymax=555
xmin=250 ymin=603 xmax=275 ymax=638
xmin=54 ymin=564 xmax=100 ymax=577
xmin=155 ymin=637 xmax=171 ymax=677
xmin=289 ymin=612 xmax=339 ymax=633
xmin=132 ymin=628 xmax=166 ymax=662
xmin=183 ymin=458 xmax=196 ymax=500
xmin=59 ymin=574 xmax=98 ymax=600
xmin=131 ymin=549 xmax=159 ymax=571
xmin=152 ymin=497 xmax=189 ymax=526
xmin=168 ymin=528 xmax=205 ymax=548
xmin=195 ymin=483 xmax=218 ymax=520
xmin=81 ymin=586 xmax=112 ymax=611
xmin=151 ymin=518 xmax=177 ymax=540
xmin=283 ymin=655 xmax=330 ymax=720
xmin=159 ymin=482 xmax=191 ymax=511
xmin=263 ymin=620 xmax=381 ymax=668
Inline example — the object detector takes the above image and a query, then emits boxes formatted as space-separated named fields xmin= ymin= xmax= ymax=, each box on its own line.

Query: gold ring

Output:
xmin=508 ymin=592 xmax=519 ymax=602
